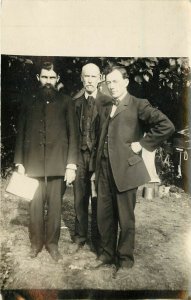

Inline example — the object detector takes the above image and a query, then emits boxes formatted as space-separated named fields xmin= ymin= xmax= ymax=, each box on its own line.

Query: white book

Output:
xmin=6 ymin=172 xmax=39 ymax=201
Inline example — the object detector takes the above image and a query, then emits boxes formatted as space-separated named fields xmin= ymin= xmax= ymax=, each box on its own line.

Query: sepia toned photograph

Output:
xmin=1 ymin=55 xmax=191 ymax=300
xmin=1 ymin=1 xmax=191 ymax=299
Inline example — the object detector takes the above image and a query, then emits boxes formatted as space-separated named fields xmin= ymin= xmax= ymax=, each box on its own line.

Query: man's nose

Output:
xmin=47 ymin=77 xmax=51 ymax=83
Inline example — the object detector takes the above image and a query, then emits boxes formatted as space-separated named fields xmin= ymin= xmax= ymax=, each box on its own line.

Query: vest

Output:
xmin=81 ymin=97 xmax=95 ymax=151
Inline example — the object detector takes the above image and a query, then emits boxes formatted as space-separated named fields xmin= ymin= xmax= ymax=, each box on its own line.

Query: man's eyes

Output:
xmin=84 ymin=75 xmax=97 ymax=78
xmin=41 ymin=76 xmax=56 ymax=79
xmin=106 ymin=81 xmax=118 ymax=84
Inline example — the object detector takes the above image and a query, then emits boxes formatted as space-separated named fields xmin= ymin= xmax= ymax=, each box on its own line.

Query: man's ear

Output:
xmin=57 ymin=75 xmax=60 ymax=83
xmin=124 ymin=78 xmax=129 ymax=87
xmin=36 ymin=74 xmax=40 ymax=81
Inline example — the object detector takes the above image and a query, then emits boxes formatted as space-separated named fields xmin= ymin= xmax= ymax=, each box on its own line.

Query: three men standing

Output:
xmin=14 ymin=61 xmax=78 ymax=261
xmin=14 ymin=60 xmax=175 ymax=271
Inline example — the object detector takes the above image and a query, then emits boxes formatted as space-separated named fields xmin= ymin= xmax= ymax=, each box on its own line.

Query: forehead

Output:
xmin=39 ymin=68 xmax=57 ymax=77
xmin=106 ymin=70 xmax=123 ymax=80
xmin=82 ymin=65 xmax=100 ymax=76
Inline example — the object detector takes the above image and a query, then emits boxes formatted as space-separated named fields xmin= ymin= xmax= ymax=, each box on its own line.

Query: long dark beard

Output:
xmin=39 ymin=84 xmax=57 ymax=101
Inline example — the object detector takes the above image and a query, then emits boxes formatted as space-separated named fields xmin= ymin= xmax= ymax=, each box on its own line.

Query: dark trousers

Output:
xmin=73 ymin=150 xmax=100 ymax=248
xmin=29 ymin=177 xmax=65 ymax=251
xmin=97 ymin=157 xmax=137 ymax=267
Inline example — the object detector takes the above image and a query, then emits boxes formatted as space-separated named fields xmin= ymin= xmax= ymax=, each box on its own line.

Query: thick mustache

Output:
xmin=44 ymin=84 xmax=52 ymax=88
xmin=40 ymin=84 xmax=57 ymax=91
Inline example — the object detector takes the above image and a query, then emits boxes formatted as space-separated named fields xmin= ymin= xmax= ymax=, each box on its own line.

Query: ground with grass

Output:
xmin=0 ymin=178 xmax=191 ymax=298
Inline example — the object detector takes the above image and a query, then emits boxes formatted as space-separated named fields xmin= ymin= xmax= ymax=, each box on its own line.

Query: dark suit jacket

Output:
xmin=14 ymin=89 xmax=78 ymax=177
xmin=74 ymin=90 xmax=111 ymax=171
xmin=96 ymin=92 xmax=175 ymax=192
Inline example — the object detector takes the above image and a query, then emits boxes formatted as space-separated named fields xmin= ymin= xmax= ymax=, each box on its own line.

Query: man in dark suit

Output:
xmin=73 ymin=63 xmax=111 ymax=252
xmin=95 ymin=65 xmax=175 ymax=274
xmin=14 ymin=61 xmax=78 ymax=261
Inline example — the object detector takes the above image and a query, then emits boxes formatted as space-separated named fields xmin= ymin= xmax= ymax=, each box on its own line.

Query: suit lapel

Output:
xmin=106 ymin=105 xmax=112 ymax=118
xmin=111 ymin=93 xmax=131 ymax=120
xmin=99 ymin=112 xmax=110 ymax=150
xmin=91 ymin=90 xmax=103 ymax=124
xmin=100 ymin=105 xmax=112 ymax=140
xmin=75 ymin=96 xmax=84 ymax=133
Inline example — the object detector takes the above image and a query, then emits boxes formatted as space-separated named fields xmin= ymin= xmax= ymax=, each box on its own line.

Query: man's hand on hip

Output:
xmin=131 ymin=142 xmax=142 ymax=154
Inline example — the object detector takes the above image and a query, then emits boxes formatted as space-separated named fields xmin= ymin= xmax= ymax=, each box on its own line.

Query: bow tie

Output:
xmin=112 ymin=99 xmax=119 ymax=106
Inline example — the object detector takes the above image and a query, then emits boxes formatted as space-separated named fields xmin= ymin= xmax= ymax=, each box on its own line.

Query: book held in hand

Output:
xmin=6 ymin=172 xmax=39 ymax=201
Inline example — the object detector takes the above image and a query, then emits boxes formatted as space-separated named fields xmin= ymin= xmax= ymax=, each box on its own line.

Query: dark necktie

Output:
xmin=112 ymin=98 xmax=119 ymax=106
xmin=87 ymin=96 xmax=94 ymax=108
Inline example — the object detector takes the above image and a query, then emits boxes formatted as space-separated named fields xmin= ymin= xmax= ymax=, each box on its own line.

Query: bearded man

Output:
xmin=14 ymin=61 xmax=78 ymax=261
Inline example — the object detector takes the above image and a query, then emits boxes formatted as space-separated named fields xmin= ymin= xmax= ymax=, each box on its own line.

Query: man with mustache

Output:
xmin=73 ymin=63 xmax=111 ymax=253
xmin=14 ymin=61 xmax=78 ymax=261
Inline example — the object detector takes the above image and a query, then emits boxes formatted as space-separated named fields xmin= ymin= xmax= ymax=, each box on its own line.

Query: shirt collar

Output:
xmin=84 ymin=89 xmax=98 ymax=100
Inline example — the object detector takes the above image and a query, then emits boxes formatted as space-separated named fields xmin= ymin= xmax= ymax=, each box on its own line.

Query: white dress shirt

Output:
xmin=84 ymin=89 xmax=98 ymax=100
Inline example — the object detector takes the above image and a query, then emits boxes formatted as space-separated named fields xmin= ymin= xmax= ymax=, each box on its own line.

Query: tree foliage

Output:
xmin=1 ymin=55 xmax=190 ymax=178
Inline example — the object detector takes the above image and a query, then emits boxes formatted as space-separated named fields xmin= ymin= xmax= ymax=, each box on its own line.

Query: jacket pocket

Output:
xmin=128 ymin=155 xmax=142 ymax=166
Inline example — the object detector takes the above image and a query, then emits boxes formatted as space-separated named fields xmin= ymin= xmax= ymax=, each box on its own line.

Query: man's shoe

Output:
xmin=114 ymin=266 xmax=132 ymax=279
xmin=48 ymin=249 xmax=63 ymax=262
xmin=90 ymin=254 xmax=114 ymax=269
xmin=118 ymin=259 xmax=134 ymax=269
xmin=114 ymin=259 xmax=134 ymax=279
xmin=98 ymin=253 xmax=114 ymax=264
xmin=29 ymin=247 xmax=40 ymax=259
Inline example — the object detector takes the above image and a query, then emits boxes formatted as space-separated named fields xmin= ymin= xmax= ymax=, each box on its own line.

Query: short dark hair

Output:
xmin=36 ymin=60 xmax=60 ymax=75
xmin=104 ymin=65 xmax=128 ymax=79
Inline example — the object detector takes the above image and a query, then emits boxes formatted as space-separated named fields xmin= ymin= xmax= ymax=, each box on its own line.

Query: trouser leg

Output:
xmin=29 ymin=178 xmax=46 ymax=251
xmin=97 ymin=158 xmax=118 ymax=260
xmin=45 ymin=177 xmax=65 ymax=251
xmin=116 ymin=188 xmax=137 ymax=267
xmin=73 ymin=150 xmax=91 ymax=244
xmin=91 ymin=196 xmax=101 ymax=253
